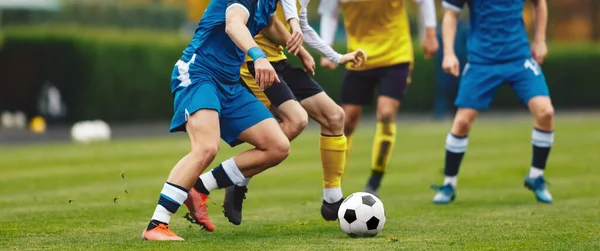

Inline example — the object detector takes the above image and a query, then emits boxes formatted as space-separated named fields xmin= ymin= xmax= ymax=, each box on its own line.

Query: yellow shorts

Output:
xmin=240 ymin=63 xmax=271 ymax=109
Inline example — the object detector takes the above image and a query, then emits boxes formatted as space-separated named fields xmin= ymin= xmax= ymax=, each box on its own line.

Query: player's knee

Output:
xmin=536 ymin=105 xmax=555 ymax=122
xmin=375 ymin=107 xmax=397 ymax=122
xmin=190 ymin=141 xmax=220 ymax=165
xmin=324 ymin=106 xmax=345 ymax=132
xmin=452 ymin=116 xmax=475 ymax=134
xmin=266 ymin=137 xmax=290 ymax=165
xmin=288 ymin=113 xmax=309 ymax=139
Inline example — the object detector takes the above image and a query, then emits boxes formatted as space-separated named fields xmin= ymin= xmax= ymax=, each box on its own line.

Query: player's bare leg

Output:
xmin=432 ymin=108 xmax=478 ymax=204
xmin=300 ymin=92 xmax=347 ymax=220
xmin=222 ymin=101 xmax=306 ymax=225
xmin=364 ymin=96 xmax=401 ymax=197
xmin=143 ymin=109 xmax=220 ymax=240
xmin=524 ymin=96 xmax=555 ymax=203
xmin=342 ymin=104 xmax=363 ymax=162
xmin=189 ymin=117 xmax=290 ymax=222
xmin=275 ymin=100 xmax=309 ymax=140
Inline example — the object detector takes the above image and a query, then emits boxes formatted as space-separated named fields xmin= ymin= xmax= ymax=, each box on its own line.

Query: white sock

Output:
xmin=444 ymin=176 xmax=457 ymax=188
xmin=222 ymin=158 xmax=246 ymax=185
xmin=151 ymin=182 xmax=188 ymax=224
xmin=199 ymin=172 xmax=218 ymax=192
xmin=151 ymin=205 xmax=172 ymax=224
xmin=323 ymin=188 xmax=343 ymax=203
xmin=237 ymin=178 xmax=251 ymax=187
xmin=528 ymin=167 xmax=544 ymax=178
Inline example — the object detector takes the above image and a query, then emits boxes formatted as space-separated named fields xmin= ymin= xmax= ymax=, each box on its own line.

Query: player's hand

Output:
xmin=299 ymin=48 xmax=316 ymax=75
xmin=422 ymin=31 xmax=439 ymax=59
xmin=442 ymin=54 xmax=460 ymax=77
xmin=340 ymin=49 xmax=367 ymax=68
xmin=254 ymin=58 xmax=280 ymax=91
xmin=320 ymin=57 xmax=337 ymax=70
xmin=286 ymin=18 xmax=304 ymax=56
xmin=531 ymin=40 xmax=547 ymax=65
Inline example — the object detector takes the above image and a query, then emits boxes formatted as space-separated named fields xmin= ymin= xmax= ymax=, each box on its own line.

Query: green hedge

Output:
xmin=1 ymin=26 xmax=599 ymax=122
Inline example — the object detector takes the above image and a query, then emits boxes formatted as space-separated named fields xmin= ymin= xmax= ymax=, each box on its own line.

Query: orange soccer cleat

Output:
xmin=142 ymin=223 xmax=184 ymax=241
xmin=183 ymin=188 xmax=215 ymax=232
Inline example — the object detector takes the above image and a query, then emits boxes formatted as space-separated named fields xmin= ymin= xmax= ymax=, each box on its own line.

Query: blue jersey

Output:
xmin=443 ymin=0 xmax=531 ymax=64
xmin=180 ymin=0 xmax=277 ymax=86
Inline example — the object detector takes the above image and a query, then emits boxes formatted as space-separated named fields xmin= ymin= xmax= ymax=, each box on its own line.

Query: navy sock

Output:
xmin=367 ymin=170 xmax=384 ymax=190
xmin=194 ymin=165 xmax=234 ymax=195
xmin=531 ymin=128 xmax=554 ymax=171
xmin=444 ymin=133 xmax=468 ymax=177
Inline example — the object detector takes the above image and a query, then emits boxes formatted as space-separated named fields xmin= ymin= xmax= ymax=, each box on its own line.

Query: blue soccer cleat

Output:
xmin=431 ymin=184 xmax=456 ymax=204
xmin=524 ymin=176 xmax=553 ymax=203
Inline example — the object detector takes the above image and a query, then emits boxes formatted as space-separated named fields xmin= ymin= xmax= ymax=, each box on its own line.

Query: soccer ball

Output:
xmin=338 ymin=192 xmax=386 ymax=238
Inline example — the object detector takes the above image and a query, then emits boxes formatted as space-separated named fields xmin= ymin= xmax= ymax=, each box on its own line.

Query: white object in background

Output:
xmin=71 ymin=120 xmax=112 ymax=143
xmin=1 ymin=111 xmax=15 ymax=129
xmin=12 ymin=111 xmax=27 ymax=129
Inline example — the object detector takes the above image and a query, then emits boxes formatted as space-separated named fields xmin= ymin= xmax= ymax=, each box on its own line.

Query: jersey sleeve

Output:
xmin=442 ymin=0 xmax=466 ymax=13
xmin=299 ymin=0 xmax=342 ymax=63
xmin=226 ymin=0 xmax=256 ymax=18
xmin=413 ymin=0 xmax=437 ymax=28
xmin=281 ymin=0 xmax=299 ymax=21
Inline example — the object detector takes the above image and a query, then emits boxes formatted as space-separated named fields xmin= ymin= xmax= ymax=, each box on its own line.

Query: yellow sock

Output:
xmin=320 ymin=134 xmax=347 ymax=193
xmin=371 ymin=122 xmax=396 ymax=173
xmin=345 ymin=135 xmax=353 ymax=164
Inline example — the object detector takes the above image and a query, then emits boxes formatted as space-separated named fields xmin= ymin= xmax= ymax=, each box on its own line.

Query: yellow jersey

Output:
xmin=244 ymin=2 xmax=290 ymax=63
xmin=339 ymin=0 xmax=413 ymax=70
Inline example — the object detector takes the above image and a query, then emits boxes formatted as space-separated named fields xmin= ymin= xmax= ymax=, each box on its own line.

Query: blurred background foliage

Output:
xmin=1 ymin=0 xmax=599 ymax=123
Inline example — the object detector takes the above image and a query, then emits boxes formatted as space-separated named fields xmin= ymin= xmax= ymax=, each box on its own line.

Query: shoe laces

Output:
xmin=431 ymin=184 xmax=454 ymax=194
xmin=153 ymin=224 xmax=176 ymax=236
xmin=531 ymin=176 xmax=550 ymax=190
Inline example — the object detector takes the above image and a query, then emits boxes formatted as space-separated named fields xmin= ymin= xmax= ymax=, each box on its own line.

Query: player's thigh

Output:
xmin=279 ymin=63 xmax=343 ymax=126
xmin=454 ymin=63 xmax=504 ymax=110
xmin=341 ymin=69 xmax=377 ymax=105
xmin=508 ymin=58 xmax=550 ymax=105
xmin=240 ymin=63 xmax=272 ymax=108
xmin=300 ymin=92 xmax=344 ymax=127
xmin=185 ymin=109 xmax=221 ymax=154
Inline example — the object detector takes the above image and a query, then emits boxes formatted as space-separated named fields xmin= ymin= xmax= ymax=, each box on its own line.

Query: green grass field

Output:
xmin=1 ymin=114 xmax=599 ymax=250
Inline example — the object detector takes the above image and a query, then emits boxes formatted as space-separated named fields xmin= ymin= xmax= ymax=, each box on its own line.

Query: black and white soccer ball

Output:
xmin=337 ymin=192 xmax=386 ymax=238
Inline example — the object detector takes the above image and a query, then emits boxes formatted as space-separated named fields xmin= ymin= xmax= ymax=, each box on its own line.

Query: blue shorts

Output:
xmin=455 ymin=58 xmax=550 ymax=110
xmin=169 ymin=58 xmax=273 ymax=147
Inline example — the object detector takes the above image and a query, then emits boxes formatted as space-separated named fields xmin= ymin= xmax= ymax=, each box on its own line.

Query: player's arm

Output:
xmin=413 ymin=0 xmax=439 ymax=59
xmin=318 ymin=0 xmax=341 ymax=69
xmin=225 ymin=1 xmax=280 ymax=89
xmin=262 ymin=18 xmax=317 ymax=75
xmin=440 ymin=0 xmax=465 ymax=76
xmin=531 ymin=0 xmax=548 ymax=64
xmin=280 ymin=0 xmax=303 ymax=55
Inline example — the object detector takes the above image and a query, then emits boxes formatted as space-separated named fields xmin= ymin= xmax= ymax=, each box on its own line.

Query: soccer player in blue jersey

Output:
xmin=432 ymin=0 xmax=554 ymax=204
xmin=141 ymin=0 xmax=302 ymax=240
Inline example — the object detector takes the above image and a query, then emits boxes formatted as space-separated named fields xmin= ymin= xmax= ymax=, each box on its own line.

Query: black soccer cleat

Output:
xmin=364 ymin=171 xmax=384 ymax=198
xmin=222 ymin=185 xmax=247 ymax=225
xmin=320 ymin=198 xmax=344 ymax=221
